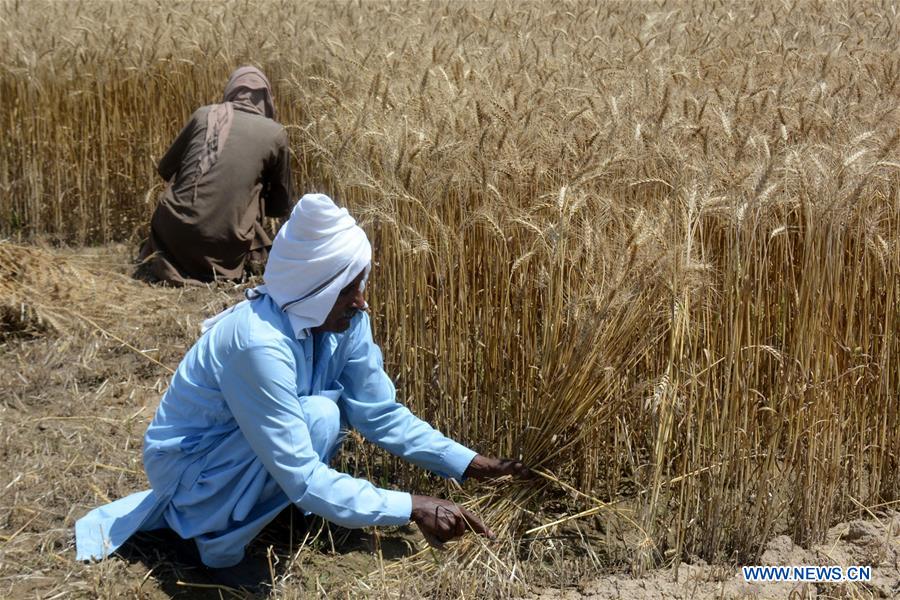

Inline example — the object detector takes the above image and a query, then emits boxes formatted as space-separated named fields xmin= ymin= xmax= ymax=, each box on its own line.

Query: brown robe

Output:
xmin=138 ymin=105 xmax=293 ymax=285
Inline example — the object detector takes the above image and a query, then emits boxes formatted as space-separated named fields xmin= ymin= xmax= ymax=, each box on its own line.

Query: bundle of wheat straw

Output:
xmin=0 ymin=242 xmax=170 ymax=339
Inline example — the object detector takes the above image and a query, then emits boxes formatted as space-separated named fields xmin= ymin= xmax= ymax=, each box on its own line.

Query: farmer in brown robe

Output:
xmin=137 ymin=66 xmax=294 ymax=285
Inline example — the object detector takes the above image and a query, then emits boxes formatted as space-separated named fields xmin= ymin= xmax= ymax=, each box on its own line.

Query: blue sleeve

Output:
xmin=338 ymin=315 xmax=477 ymax=481
xmin=219 ymin=343 xmax=411 ymax=528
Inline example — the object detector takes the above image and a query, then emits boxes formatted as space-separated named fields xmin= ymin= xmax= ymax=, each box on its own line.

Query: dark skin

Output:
xmin=314 ymin=269 xmax=532 ymax=546
xmin=311 ymin=270 xmax=370 ymax=335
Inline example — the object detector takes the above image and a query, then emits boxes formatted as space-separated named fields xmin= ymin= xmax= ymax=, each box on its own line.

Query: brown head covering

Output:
xmin=222 ymin=66 xmax=276 ymax=119
xmin=196 ymin=66 xmax=276 ymax=186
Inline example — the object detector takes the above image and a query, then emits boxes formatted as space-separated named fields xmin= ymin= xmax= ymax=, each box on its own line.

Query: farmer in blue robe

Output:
xmin=75 ymin=193 xmax=528 ymax=588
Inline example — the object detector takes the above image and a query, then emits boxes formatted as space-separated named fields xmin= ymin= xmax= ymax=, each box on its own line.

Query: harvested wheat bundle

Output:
xmin=0 ymin=241 xmax=170 ymax=340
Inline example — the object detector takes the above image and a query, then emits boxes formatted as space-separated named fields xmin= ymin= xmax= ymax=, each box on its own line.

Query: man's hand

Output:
xmin=410 ymin=495 xmax=494 ymax=548
xmin=463 ymin=454 xmax=531 ymax=480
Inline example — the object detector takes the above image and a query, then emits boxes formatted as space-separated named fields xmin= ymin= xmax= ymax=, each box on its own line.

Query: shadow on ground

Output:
xmin=115 ymin=506 xmax=421 ymax=598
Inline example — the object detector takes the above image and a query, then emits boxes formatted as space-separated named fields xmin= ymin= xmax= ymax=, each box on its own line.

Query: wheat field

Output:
xmin=2 ymin=0 xmax=899 ymax=597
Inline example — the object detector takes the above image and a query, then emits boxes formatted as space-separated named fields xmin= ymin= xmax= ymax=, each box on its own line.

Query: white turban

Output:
xmin=263 ymin=193 xmax=371 ymax=336
xmin=201 ymin=193 xmax=371 ymax=338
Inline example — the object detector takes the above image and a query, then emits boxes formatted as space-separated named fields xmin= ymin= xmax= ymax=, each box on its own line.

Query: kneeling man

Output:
xmin=76 ymin=193 xmax=527 ymax=586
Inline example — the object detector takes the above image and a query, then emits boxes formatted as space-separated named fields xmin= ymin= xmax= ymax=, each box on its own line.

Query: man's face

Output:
xmin=314 ymin=269 xmax=367 ymax=333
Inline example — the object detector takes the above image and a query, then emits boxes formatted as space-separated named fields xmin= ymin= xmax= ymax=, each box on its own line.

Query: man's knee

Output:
xmin=301 ymin=396 xmax=342 ymax=457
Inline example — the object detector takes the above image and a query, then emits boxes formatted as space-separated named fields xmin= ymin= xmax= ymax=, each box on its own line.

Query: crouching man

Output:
xmin=76 ymin=193 xmax=528 ymax=590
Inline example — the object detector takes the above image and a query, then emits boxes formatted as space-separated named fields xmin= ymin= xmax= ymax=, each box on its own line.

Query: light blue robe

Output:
xmin=75 ymin=293 xmax=476 ymax=567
